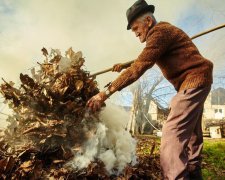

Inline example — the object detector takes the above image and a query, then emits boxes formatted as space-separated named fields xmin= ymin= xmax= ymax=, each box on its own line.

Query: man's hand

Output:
xmin=112 ymin=63 xmax=123 ymax=72
xmin=86 ymin=91 xmax=107 ymax=112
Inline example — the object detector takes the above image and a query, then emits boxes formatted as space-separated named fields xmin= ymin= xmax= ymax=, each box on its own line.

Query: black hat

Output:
xmin=126 ymin=0 xmax=155 ymax=30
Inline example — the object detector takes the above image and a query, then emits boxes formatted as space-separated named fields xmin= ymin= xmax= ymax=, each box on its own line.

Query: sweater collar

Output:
xmin=146 ymin=21 xmax=166 ymax=39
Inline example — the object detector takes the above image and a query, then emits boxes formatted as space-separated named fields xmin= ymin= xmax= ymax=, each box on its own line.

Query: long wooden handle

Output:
xmin=90 ymin=60 xmax=134 ymax=77
xmin=191 ymin=24 xmax=225 ymax=39
xmin=90 ymin=24 xmax=225 ymax=77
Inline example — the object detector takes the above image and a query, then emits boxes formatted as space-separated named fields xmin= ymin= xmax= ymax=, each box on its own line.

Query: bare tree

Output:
xmin=110 ymin=68 xmax=173 ymax=135
xmin=127 ymin=74 xmax=164 ymax=135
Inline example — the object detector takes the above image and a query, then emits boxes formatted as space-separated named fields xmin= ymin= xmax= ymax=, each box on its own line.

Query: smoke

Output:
xmin=67 ymin=103 xmax=136 ymax=174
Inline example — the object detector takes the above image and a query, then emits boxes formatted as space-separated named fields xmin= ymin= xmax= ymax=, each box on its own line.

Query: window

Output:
xmin=214 ymin=108 xmax=224 ymax=120
xmin=215 ymin=109 xmax=223 ymax=113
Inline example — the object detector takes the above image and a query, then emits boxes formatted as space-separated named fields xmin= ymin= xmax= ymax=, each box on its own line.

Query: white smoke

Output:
xmin=67 ymin=103 xmax=137 ymax=174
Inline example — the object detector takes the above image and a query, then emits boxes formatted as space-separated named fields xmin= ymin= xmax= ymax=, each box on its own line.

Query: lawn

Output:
xmin=202 ymin=139 xmax=225 ymax=179
xmin=136 ymin=136 xmax=225 ymax=179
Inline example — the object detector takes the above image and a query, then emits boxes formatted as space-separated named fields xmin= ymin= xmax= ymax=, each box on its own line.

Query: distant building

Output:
xmin=203 ymin=87 xmax=225 ymax=137
xmin=139 ymin=99 xmax=168 ymax=134
xmin=124 ymin=87 xmax=225 ymax=136
xmin=148 ymin=99 xmax=169 ymax=123
xmin=204 ymin=88 xmax=225 ymax=120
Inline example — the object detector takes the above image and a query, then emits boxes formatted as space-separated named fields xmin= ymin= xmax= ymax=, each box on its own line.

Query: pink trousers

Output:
xmin=160 ymin=86 xmax=211 ymax=180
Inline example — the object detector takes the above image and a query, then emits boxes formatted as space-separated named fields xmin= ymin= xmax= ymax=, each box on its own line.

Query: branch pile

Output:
xmin=0 ymin=48 xmax=102 ymax=178
xmin=0 ymin=48 xmax=162 ymax=179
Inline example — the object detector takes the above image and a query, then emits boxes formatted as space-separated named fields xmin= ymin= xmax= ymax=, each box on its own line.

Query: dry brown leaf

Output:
xmin=53 ymin=160 xmax=65 ymax=164
xmin=75 ymin=80 xmax=84 ymax=91
xmin=65 ymin=47 xmax=74 ymax=59
xmin=20 ymin=160 xmax=33 ymax=169
xmin=41 ymin=63 xmax=54 ymax=76
xmin=42 ymin=47 xmax=48 ymax=57
xmin=0 ymin=157 xmax=15 ymax=173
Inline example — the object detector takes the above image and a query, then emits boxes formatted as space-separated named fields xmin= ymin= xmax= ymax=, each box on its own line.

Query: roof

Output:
xmin=211 ymin=87 xmax=225 ymax=105
xmin=151 ymin=98 xmax=169 ymax=112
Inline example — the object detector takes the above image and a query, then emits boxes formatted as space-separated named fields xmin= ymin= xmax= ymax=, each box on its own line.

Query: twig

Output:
xmin=0 ymin=112 xmax=10 ymax=116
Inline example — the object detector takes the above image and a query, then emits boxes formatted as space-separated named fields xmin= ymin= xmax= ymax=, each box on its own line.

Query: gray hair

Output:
xmin=137 ymin=12 xmax=157 ymax=25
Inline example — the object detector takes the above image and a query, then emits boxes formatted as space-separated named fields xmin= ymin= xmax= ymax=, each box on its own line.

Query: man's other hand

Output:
xmin=86 ymin=91 xmax=107 ymax=112
xmin=112 ymin=63 xmax=123 ymax=72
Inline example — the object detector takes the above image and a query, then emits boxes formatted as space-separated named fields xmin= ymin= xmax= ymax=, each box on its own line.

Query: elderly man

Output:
xmin=87 ymin=0 xmax=213 ymax=179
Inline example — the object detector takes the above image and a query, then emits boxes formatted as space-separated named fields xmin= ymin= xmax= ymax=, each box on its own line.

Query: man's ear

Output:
xmin=145 ymin=16 xmax=153 ymax=28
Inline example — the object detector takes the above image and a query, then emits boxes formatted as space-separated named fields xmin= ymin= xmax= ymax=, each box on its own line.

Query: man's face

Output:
xmin=131 ymin=18 xmax=151 ymax=43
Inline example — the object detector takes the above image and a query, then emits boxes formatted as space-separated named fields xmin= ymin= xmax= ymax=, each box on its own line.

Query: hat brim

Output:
xmin=127 ymin=5 xmax=155 ymax=30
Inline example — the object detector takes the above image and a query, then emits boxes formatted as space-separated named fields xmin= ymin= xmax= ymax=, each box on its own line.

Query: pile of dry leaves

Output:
xmin=0 ymin=48 xmax=162 ymax=179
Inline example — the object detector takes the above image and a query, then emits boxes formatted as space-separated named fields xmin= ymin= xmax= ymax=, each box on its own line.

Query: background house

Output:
xmin=204 ymin=87 xmax=225 ymax=120
xmin=126 ymin=98 xmax=168 ymax=135
xmin=148 ymin=99 xmax=168 ymax=124
xmin=203 ymin=88 xmax=225 ymax=137
xmin=123 ymin=87 xmax=225 ymax=137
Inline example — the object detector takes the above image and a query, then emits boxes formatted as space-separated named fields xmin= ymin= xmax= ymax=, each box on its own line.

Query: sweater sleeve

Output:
xmin=111 ymin=27 xmax=171 ymax=91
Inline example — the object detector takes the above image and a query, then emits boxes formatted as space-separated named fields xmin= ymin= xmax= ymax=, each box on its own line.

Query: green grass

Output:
xmin=202 ymin=139 xmax=225 ymax=179
xmin=137 ymin=137 xmax=225 ymax=179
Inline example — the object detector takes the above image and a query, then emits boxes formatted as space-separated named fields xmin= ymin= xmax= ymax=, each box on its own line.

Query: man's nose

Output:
xmin=135 ymin=32 xmax=139 ymax=37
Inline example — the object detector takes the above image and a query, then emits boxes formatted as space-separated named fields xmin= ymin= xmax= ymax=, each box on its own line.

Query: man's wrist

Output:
xmin=104 ymin=89 xmax=112 ymax=98
xmin=104 ymin=86 xmax=116 ymax=98
xmin=108 ymin=85 xmax=116 ymax=93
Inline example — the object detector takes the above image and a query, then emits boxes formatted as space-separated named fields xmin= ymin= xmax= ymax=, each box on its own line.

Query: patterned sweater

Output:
xmin=111 ymin=22 xmax=213 ymax=92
